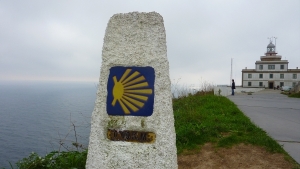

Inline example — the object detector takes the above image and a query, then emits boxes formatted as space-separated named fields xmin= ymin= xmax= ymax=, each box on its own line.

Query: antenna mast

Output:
xmin=274 ymin=37 xmax=277 ymax=52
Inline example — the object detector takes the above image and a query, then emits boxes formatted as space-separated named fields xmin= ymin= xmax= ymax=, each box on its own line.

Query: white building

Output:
xmin=242 ymin=41 xmax=300 ymax=88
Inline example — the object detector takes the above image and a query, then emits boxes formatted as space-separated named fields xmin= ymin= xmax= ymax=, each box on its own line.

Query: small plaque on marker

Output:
xmin=107 ymin=129 xmax=156 ymax=143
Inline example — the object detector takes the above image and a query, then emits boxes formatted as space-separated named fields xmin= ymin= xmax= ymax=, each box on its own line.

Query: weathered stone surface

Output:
xmin=86 ymin=12 xmax=177 ymax=169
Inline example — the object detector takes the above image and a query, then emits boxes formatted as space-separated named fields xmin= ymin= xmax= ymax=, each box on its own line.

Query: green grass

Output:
xmin=173 ymin=92 xmax=285 ymax=154
xmin=7 ymin=91 xmax=300 ymax=168
xmin=6 ymin=150 xmax=87 ymax=169
xmin=281 ymin=91 xmax=300 ymax=98
xmin=288 ymin=92 xmax=300 ymax=98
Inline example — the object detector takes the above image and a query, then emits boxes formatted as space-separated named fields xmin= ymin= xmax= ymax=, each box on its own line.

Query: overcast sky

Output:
xmin=1 ymin=0 xmax=299 ymax=86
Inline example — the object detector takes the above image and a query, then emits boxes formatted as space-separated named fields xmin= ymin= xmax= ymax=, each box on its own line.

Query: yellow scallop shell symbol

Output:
xmin=112 ymin=69 xmax=153 ymax=114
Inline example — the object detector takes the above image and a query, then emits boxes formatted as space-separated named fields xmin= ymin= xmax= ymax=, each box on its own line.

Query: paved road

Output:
xmin=228 ymin=89 xmax=300 ymax=164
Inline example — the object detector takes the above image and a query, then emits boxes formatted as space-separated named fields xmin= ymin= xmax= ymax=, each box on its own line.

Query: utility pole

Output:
xmin=230 ymin=58 xmax=232 ymax=86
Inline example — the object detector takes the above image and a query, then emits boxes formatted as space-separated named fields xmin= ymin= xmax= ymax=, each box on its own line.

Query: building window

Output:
xmin=259 ymin=82 xmax=263 ymax=87
xmin=280 ymin=74 xmax=284 ymax=79
xmin=259 ymin=65 xmax=263 ymax=70
xmin=293 ymin=82 xmax=297 ymax=87
xmin=269 ymin=74 xmax=273 ymax=78
xmin=248 ymin=82 xmax=252 ymax=86
xmin=259 ymin=74 xmax=263 ymax=78
xmin=268 ymin=65 xmax=275 ymax=70
xmin=280 ymin=82 xmax=284 ymax=87
xmin=293 ymin=74 xmax=297 ymax=79
xmin=280 ymin=65 xmax=284 ymax=69
xmin=248 ymin=74 xmax=252 ymax=78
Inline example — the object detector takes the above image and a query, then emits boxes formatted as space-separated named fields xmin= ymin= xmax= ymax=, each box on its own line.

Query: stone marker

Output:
xmin=86 ymin=12 xmax=177 ymax=169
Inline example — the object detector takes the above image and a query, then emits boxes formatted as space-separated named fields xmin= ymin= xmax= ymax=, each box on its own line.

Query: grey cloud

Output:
xmin=0 ymin=0 xmax=299 ymax=85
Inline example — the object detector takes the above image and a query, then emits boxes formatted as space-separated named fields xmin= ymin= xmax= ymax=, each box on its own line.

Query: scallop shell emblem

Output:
xmin=112 ymin=68 xmax=153 ymax=114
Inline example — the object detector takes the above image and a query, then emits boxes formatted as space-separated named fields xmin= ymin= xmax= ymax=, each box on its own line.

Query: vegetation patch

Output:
xmin=288 ymin=92 xmax=300 ymax=98
xmin=173 ymin=92 xmax=285 ymax=154
xmin=8 ymin=150 xmax=87 ymax=169
xmin=281 ymin=91 xmax=300 ymax=98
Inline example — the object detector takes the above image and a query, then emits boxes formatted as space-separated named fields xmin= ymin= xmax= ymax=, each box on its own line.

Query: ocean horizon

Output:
xmin=0 ymin=81 xmax=97 ymax=168
xmin=0 ymin=80 xmax=200 ymax=168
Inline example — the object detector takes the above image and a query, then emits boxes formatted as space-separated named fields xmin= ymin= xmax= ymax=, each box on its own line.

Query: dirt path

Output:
xmin=178 ymin=143 xmax=298 ymax=169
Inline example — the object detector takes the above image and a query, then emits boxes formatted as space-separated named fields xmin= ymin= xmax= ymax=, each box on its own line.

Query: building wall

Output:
xmin=242 ymin=72 xmax=300 ymax=88
xmin=255 ymin=62 xmax=288 ymax=71
xmin=242 ymin=47 xmax=299 ymax=88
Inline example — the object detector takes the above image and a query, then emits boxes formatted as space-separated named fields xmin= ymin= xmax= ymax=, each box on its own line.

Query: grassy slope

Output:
xmin=281 ymin=91 xmax=300 ymax=98
xmin=289 ymin=92 xmax=300 ymax=98
xmin=174 ymin=93 xmax=285 ymax=154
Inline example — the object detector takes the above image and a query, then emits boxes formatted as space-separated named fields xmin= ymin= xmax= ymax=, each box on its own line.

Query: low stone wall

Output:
xmin=214 ymin=87 xmax=264 ymax=96
xmin=214 ymin=87 xmax=231 ymax=96
xmin=235 ymin=87 xmax=265 ymax=93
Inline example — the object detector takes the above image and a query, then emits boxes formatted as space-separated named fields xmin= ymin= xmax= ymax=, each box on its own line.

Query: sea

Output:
xmin=0 ymin=81 xmax=98 ymax=168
